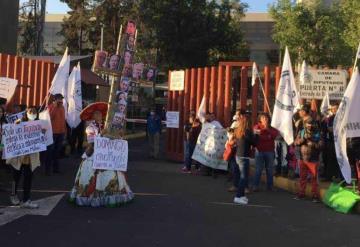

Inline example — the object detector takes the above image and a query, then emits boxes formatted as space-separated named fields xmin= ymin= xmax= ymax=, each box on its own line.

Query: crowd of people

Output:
xmin=181 ymin=104 xmax=360 ymax=205
xmin=0 ymin=94 xmax=109 ymax=208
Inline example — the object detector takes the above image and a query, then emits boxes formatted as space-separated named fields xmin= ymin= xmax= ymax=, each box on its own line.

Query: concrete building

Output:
xmin=43 ymin=14 xmax=69 ymax=54
xmin=0 ymin=0 xmax=19 ymax=55
xmin=241 ymin=13 xmax=278 ymax=66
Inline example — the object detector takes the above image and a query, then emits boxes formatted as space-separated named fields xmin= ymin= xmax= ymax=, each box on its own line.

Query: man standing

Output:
xmin=147 ymin=110 xmax=162 ymax=159
xmin=47 ymin=94 xmax=66 ymax=174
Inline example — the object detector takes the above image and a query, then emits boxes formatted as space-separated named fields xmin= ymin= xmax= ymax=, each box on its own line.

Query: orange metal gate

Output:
xmin=166 ymin=62 xmax=281 ymax=162
xmin=0 ymin=53 xmax=56 ymax=110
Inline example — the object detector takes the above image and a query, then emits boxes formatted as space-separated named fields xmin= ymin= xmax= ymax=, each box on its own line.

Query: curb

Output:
xmin=253 ymin=166 xmax=360 ymax=214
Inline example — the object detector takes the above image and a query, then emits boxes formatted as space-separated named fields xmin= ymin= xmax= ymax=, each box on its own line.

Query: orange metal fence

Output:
xmin=166 ymin=62 xmax=279 ymax=162
xmin=0 ymin=53 xmax=56 ymax=110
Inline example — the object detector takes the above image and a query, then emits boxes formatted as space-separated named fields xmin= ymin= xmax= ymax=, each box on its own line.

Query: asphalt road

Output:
xmin=0 ymin=137 xmax=359 ymax=247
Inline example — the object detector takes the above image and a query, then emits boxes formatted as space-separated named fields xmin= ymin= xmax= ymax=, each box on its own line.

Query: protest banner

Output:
xmin=93 ymin=136 xmax=128 ymax=171
xmin=169 ymin=70 xmax=185 ymax=91
xmin=1 ymin=120 xmax=47 ymax=159
xmin=166 ymin=111 xmax=179 ymax=128
xmin=0 ymin=77 xmax=18 ymax=101
xmin=6 ymin=111 xmax=25 ymax=124
xmin=192 ymin=123 xmax=228 ymax=171
xmin=298 ymin=69 xmax=347 ymax=100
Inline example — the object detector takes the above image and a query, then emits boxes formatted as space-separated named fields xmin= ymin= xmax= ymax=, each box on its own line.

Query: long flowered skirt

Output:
xmin=69 ymin=156 xmax=134 ymax=207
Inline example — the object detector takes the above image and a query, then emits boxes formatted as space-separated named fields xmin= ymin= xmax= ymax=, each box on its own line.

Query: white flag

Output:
xmin=356 ymin=42 xmax=360 ymax=61
xmin=66 ymin=62 xmax=82 ymax=128
xmin=320 ymin=92 xmax=330 ymax=115
xmin=299 ymin=60 xmax=310 ymax=85
xmin=251 ymin=62 xmax=258 ymax=86
xmin=39 ymin=110 xmax=54 ymax=146
xmin=49 ymin=47 xmax=70 ymax=95
xmin=271 ymin=47 xmax=300 ymax=145
xmin=197 ymin=96 xmax=206 ymax=124
xmin=334 ymin=67 xmax=360 ymax=184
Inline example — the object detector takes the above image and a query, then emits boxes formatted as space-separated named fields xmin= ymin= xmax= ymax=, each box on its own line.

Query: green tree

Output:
xmin=269 ymin=0 xmax=352 ymax=67
xmin=140 ymin=0 xmax=249 ymax=69
xmin=59 ymin=0 xmax=94 ymax=55
xmin=18 ymin=0 xmax=47 ymax=55
xmin=339 ymin=0 xmax=360 ymax=65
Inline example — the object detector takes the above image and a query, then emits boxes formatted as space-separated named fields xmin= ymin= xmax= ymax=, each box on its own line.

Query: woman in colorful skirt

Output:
xmin=69 ymin=102 xmax=134 ymax=207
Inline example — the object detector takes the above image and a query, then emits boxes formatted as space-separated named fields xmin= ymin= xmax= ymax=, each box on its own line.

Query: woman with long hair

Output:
xmin=233 ymin=116 xmax=255 ymax=205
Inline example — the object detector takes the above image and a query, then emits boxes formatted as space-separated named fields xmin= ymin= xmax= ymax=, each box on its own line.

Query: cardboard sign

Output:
xmin=39 ymin=110 xmax=54 ymax=146
xmin=93 ymin=136 xmax=128 ymax=171
xmin=192 ymin=123 xmax=228 ymax=171
xmin=1 ymin=120 xmax=47 ymax=159
xmin=169 ymin=70 xmax=185 ymax=91
xmin=0 ymin=77 xmax=18 ymax=101
xmin=166 ymin=111 xmax=179 ymax=128
xmin=6 ymin=111 xmax=25 ymax=124
xmin=298 ymin=69 xmax=347 ymax=100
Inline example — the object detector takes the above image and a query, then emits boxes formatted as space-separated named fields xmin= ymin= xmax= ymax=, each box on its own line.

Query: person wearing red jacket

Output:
xmin=253 ymin=113 xmax=279 ymax=191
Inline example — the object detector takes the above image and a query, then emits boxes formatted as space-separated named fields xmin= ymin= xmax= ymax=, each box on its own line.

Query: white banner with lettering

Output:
xmin=166 ymin=111 xmax=179 ymax=128
xmin=192 ymin=122 xmax=228 ymax=171
xmin=0 ymin=77 xmax=18 ymax=101
xmin=6 ymin=111 xmax=25 ymax=124
xmin=1 ymin=120 xmax=47 ymax=159
xmin=298 ymin=69 xmax=347 ymax=100
xmin=169 ymin=70 xmax=185 ymax=91
xmin=93 ymin=136 xmax=128 ymax=171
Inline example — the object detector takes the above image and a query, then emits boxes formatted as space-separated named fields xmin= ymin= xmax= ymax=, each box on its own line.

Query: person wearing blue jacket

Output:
xmin=147 ymin=110 xmax=162 ymax=158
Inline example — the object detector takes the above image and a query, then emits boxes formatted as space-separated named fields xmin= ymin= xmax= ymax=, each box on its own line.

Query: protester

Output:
xmin=294 ymin=117 xmax=323 ymax=202
xmin=7 ymin=107 xmax=44 ymax=208
xmin=233 ymin=117 xmax=255 ymax=205
xmin=183 ymin=117 xmax=202 ymax=173
xmin=274 ymin=135 xmax=288 ymax=176
xmin=183 ymin=112 xmax=195 ymax=172
xmin=347 ymin=137 xmax=360 ymax=192
xmin=321 ymin=104 xmax=341 ymax=181
xmin=46 ymin=93 xmax=66 ymax=175
xmin=68 ymin=120 xmax=85 ymax=155
xmin=69 ymin=102 xmax=134 ymax=207
xmin=147 ymin=110 xmax=162 ymax=159
xmin=253 ymin=113 xmax=278 ymax=191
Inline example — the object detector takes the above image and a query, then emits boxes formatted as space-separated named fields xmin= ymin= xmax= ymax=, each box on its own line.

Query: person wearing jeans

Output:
xmin=184 ymin=118 xmax=201 ymax=173
xmin=233 ymin=117 xmax=255 ymax=205
xmin=253 ymin=113 xmax=278 ymax=191
xmin=47 ymin=94 xmax=66 ymax=175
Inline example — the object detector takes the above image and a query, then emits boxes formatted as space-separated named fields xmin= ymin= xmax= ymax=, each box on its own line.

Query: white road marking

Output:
xmin=2 ymin=189 xmax=168 ymax=196
xmin=0 ymin=194 xmax=64 ymax=226
xmin=209 ymin=202 xmax=274 ymax=208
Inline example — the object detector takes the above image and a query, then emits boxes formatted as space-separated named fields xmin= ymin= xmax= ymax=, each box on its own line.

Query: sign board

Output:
xmin=166 ymin=111 xmax=179 ymax=128
xmin=1 ymin=121 xmax=47 ymax=159
xmin=6 ymin=111 xmax=25 ymax=124
xmin=0 ymin=77 xmax=18 ymax=101
xmin=93 ymin=136 xmax=128 ymax=171
xmin=192 ymin=123 xmax=228 ymax=171
xmin=169 ymin=70 xmax=185 ymax=91
xmin=298 ymin=69 xmax=347 ymax=100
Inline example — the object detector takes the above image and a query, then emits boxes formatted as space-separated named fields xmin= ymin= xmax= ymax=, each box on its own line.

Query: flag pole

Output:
xmin=353 ymin=42 xmax=360 ymax=71
xmin=256 ymin=72 xmax=272 ymax=116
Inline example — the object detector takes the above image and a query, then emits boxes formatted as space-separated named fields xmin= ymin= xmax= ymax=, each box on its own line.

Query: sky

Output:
xmin=21 ymin=0 xmax=277 ymax=14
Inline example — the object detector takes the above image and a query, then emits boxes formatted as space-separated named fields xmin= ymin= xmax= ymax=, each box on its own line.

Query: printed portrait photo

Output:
xmin=126 ymin=20 xmax=136 ymax=36
xmin=126 ymin=35 xmax=135 ymax=51
xmin=132 ymin=63 xmax=144 ymax=80
xmin=117 ymin=99 xmax=127 ymax=114
xmin=108 ymin=54 xmax=121 ymax=71
xmin=143 ymin=67 xmax=157 ymax=82
xmin=94 ymin=50 xmax=108 ymax=69
xmin=116 ymin=91 xmax=128 ymax=103
xmin=122 ymin=65 xmax=132 ymax=78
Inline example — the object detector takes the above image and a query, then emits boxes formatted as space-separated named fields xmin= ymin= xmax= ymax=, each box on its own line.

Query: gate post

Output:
xmin=217 ymin=66 xmax=224 ymax=123
xmin=196 ymin=68 xmax=204 ymax=111
xmin=224 ymin=65 xmax=232 ymax=127
xmin=190 ymin=68 xmax=197 ymax=111
xmin=184 ymin=69 xmax=191 ymax=126
xmin=204 ymin=67 xmax=210 ymax=112
xmin=210 ymin=66 xmax=217 ymax=115
xmin=275 ymin=66 xmax=281 ymax=99
xmin=240 ymin=66 xmax=248 ymax=111
xmin=264 ymin=65 xmax=271 ymax=113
